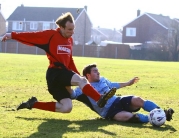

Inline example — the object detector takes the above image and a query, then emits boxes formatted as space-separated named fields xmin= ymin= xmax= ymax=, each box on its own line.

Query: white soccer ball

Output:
xmin=148 ymin=108 xmax=166 ymax=127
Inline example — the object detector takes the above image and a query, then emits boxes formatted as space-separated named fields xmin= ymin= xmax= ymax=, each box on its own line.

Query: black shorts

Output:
xmin=46 ymin=67 xmax=75 ymax=101
xmin=105 ymin=96 xmax=140 ymax=119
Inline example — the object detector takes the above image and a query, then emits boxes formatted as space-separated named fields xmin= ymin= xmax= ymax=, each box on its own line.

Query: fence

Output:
xmin=0 ymin=40 xmax=130 ymax=59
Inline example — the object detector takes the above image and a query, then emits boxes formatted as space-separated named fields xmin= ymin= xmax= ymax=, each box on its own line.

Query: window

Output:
xmin=30 ymin=22 xmax=38 ymax=30
xmin=43 ymin=22 xmax=50 ymax=30
xmin=126 ymin=27 xmax=136 ymax=37
xmin=12 ymin=22 xmax=23 ymax=30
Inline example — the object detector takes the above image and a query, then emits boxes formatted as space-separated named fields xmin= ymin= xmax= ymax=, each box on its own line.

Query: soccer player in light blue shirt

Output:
xmin=71 ymin=64 xmax=174 ymax=123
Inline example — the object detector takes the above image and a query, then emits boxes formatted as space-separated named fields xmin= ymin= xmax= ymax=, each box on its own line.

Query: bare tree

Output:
xmin=151 ymin=19 xmax=179 ymax=61
xmin=169 ymin=19 xmax=179 ymax=61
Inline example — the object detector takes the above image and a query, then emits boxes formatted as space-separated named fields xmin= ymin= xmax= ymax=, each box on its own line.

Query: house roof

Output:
xmin=123 ymin=12 xmax=174 ymax=30
xmin=174 ymin=18 xmax=179 ymax=23
xmin=7 ymin=5 xmax=84 ymax=21
xmin=146 ymin=13 xmax=173 ymax=29
xmin=95 ymin=28 xmax=122 ymax=38
xmin=85 ymin=40 xmax=98 ymax=45
xmin=98 ymin=28 xmax=122 ymax=36
xmin=92 ymin=28 xmax=108 ymax=38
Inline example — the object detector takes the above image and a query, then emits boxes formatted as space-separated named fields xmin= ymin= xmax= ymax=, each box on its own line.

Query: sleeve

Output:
xmin=68 ymin=54 xmax=80 ymax=75
xmin=11 ymin=30 xmax=55 ymax=46
xmin=70 ymin=87 xmax=83 ymax=99
xmin=103 ymin=77 xmax=120 ymax=89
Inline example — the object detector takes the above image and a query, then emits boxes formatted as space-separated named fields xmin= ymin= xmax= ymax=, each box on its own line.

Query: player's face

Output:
xmin=61 ymin=21 xmax=74 ymax=38
xmin=89 ymin=67 xmax=100 ymax=82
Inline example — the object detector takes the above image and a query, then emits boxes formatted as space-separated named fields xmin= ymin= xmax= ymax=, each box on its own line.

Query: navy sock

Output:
xmin=143 ymin=100 xmax=159 ymax=112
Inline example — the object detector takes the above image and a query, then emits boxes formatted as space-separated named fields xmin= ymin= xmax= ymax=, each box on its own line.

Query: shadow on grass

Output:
xmin=16 ymin=117 xmax=177 ymax=138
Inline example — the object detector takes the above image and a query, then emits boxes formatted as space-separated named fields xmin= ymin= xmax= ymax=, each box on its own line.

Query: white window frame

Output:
xmin=43 ymin=22 xmax=50 ymax=30
xmin=30 ymin=22 xmax=38 ymax=30
xmin=126 ymin=27 xmax=136 ymax=37
xmin=12 ymin=21 xmax=23 ymax=30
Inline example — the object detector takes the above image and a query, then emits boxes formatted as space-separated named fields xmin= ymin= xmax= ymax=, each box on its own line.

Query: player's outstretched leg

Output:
xmin=17 ymin=96 xmax=37 ymax=110
xmin=164 ymin=108 xmax=174 ymax=121
xmin=97 ymin=87 xmax=116 ymax=108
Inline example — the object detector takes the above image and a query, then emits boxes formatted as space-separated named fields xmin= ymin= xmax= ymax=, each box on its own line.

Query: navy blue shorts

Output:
xmin=105 ymin=96 xmax=140 ymax=119
xmin=46 ymin=67 xmax=75 ymax=101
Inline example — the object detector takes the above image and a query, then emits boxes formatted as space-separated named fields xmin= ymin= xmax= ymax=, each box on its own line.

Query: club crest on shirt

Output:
xmin=57 ymin=45 xmax=71 ymax=54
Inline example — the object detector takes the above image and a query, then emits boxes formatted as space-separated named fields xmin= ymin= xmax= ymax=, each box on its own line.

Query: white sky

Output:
xmin=0 ymin=0 xmax=178 ymax=30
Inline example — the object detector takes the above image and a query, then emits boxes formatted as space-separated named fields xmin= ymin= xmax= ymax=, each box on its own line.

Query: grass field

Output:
xmin=0 ymin=53 xmax=179 ymax=138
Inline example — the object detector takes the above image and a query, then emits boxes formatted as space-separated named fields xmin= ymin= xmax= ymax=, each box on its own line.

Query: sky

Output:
xmin=0 ymin=0 xmax=178 ymax=30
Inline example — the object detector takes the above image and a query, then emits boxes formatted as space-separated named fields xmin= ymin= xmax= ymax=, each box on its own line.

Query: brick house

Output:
xmin=122 ymin=10 xmax=179 ymax=60
xmin=122 ymin=10 xmax=174 ymax=44
xmin=6 ymin=4 xmax=92 ymax=45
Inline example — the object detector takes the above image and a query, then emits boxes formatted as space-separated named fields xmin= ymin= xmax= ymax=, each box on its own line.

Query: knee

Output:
xmin=56 ymin=98 xmax=72 ymax=113
xmin=136 ymin=96 xmax=144 ymax=102
xmin=63 ymin=99 xmax=72 ymax=113
xmin=79 ymin=77 xmax=88 ymax=87
xmin=132 ymin=96 xmax=144 ymax=106
xmin=63 ymin=106 xmax=72 ymax=113
xmin=80 ymin=77 xmax=88 ymax=84
xmin=60 ymin=103 xmax=72 ymax=113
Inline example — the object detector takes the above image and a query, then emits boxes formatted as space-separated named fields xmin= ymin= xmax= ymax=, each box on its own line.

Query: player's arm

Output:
xmin=65 ymin=86 xmax=73 ymax=94
xmin=68 ymin=38 xmax=80 ymax=75
xmin=105 ymin=76 xmax=139 ymax=89
xmin=2 ymin=30 xmax=54 ymax=46
xmin=119 ymin=77 xmax=139 ymax=88
xmin=68 ymin=54 xmax=80 ymax=75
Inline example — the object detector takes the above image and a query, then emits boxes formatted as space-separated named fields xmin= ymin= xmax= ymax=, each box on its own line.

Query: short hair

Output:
xmin=82 ymin=64 xmax=97 ymax=78
xmin=56 ymin=12 xmax=74 ymax=28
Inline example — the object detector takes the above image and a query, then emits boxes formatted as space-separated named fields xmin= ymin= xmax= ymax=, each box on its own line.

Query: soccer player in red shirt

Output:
xmin=1 ymin=12 xmax=116 ymax=113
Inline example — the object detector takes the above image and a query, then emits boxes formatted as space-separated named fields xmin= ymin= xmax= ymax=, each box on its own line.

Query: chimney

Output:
xmin=84 ymin=6 xmax=87 ymax=11
xmin=137 ymin=9 xmax=140 ymax=17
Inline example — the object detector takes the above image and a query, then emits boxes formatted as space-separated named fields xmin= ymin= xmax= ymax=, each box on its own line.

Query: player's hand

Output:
xmin=65 ymin=86 xmax=73 ymax=94
xmin=1 ymin=33 xmax=12 ymax=42
xmin=128 ymin=77 xmax=139 ymax=86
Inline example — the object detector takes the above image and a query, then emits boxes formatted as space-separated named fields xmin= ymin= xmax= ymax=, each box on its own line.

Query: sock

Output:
xmin=33 ymin=102 xmax=56 ymax=112
xmin=137 ymin=113 xmax=149 ymax=123
xmin=143 ymin=100 xmax=160 ymax=112
xmin=82 ymin=84 xmax=101 ymax=101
